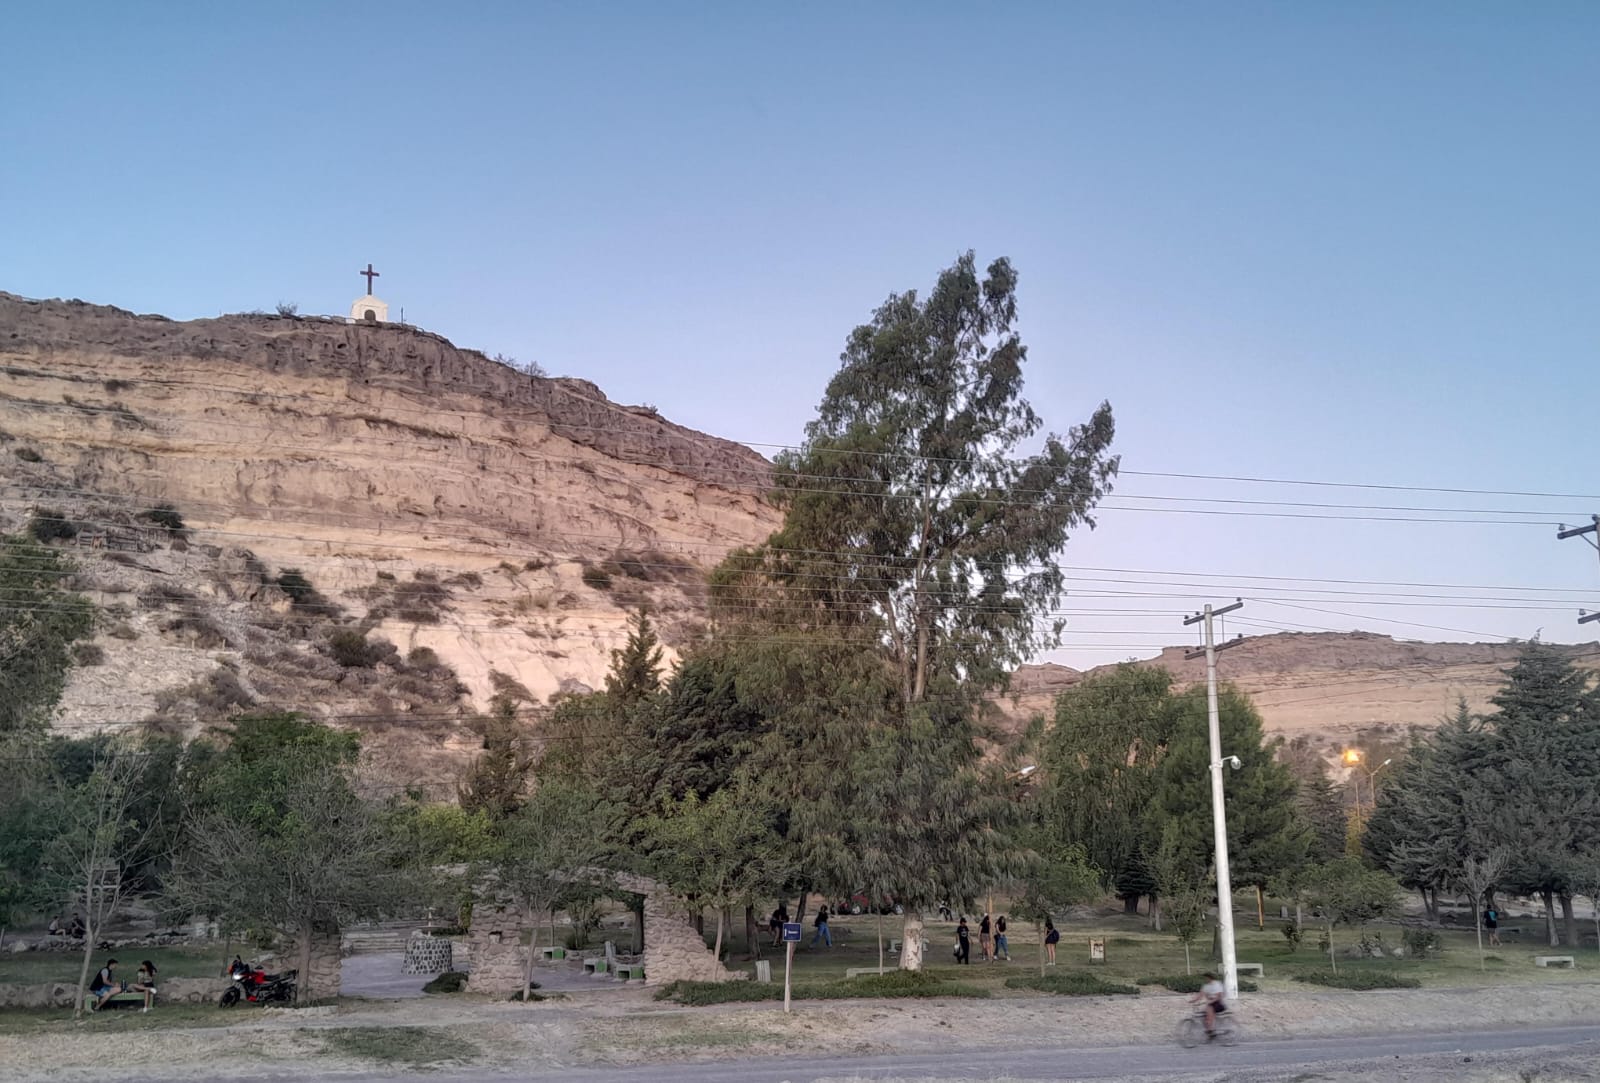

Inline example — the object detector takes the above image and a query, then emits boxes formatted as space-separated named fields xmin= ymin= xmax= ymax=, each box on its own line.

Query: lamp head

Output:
xmin=1342 ymin=749 xmax=1363 ymax=766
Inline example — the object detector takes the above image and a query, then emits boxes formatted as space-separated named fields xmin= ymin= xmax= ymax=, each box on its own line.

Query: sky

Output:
xmin=3 ymin=2 xmax=1598 ymax=669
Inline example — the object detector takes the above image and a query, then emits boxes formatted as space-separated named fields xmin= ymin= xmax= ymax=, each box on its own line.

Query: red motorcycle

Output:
xmin=219 ymin=958 xmax=298 ymax=1006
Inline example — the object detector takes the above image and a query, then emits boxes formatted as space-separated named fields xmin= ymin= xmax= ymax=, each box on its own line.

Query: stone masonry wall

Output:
xmin=464 ymin=902 xmax=531 ymax=995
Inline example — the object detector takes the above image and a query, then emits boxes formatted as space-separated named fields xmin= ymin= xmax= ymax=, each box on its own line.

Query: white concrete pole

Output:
xmin=1201 ymin=604 xmax=1240 ymax=1002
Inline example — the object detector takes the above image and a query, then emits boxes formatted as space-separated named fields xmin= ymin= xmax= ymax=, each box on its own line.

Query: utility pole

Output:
xmin=1184 ymin=599 xmax=1245 ymax=1001
xmin=1557 ymin=515 xmax=1600 ymax=625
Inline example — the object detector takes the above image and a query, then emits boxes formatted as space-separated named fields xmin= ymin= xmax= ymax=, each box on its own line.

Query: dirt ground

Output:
xmin=4 ymin=979 xmax=1600 ymax=1081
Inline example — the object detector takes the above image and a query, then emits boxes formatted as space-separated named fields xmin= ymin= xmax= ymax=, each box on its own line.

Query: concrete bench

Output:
xmin=84 ymin=989 xmax=146 ymax=1012
xmin=844 ymin=967 xmax=888 ymax=979
xmin=582 ymin=958 xmax=609 ymax=975
xmin=616 ymin=964 xmax=645 ymax=981
xmin=539 ymin=947 xmax=567 ymax=961
xmin=1535 ymin=955 xmax=1575 ymax=968
xmin=1235 ymin=962 xmax=1265 ymax=977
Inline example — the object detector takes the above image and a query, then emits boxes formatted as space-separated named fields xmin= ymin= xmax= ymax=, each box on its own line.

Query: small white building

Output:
xmin=349 ymin=263 xmax=389 ymax=324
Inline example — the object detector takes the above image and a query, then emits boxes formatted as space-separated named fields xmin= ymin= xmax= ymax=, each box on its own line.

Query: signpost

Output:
xmin=781 ymin=922 xmax=802 ymax=1012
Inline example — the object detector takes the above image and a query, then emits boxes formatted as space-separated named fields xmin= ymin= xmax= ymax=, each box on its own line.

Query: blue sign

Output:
xmin=782 ymin=922 xmax=802 ymax=942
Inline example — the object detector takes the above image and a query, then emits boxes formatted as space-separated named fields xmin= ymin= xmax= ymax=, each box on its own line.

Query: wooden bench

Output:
xmin=1235 ymin=962 xmax=1265 ymax=977
xmin=1535 ymin=955 xmax=1575 ymax=968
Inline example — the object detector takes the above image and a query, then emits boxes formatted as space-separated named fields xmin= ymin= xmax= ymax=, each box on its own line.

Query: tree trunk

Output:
xmin=297 ymin=921 xmax=314 ymax=1003
xmin=521 ymin=913 xmax=542 ymax=1002
xmin=745 ymin=905 xmax=759 ymax=961
xmin=1543 ymin=889 xmax=1560 ymax=947
xmin=72 ymin=921 xmax=95 ymax=1021
xmin=1150 ymin=893 xmax=1162 ymax=932
xmin=794 ymin=887 xmax=810 ymax=927
xmin=1561 ymin=894 xmax=1578 ymax=949
xmin=899 ymin=910 xmax=925 ymax=971
xmin=1184 ymin=941 xmax=1192 ymax=975
xmin=709 ymin=909 xmax=725 ymax=980
xmin=1256 ymin=885 xmax=1265 ymax=930
xmin=1327 ymin=921 xmax=1337 ymax=974
xmin=1122 ymin=895 xmax=1139 ymax=915
xmin=1294 ymin=901 xmax=1304 ymax=932
xmin=1475 ymin=910 xmax=1484 ymax=970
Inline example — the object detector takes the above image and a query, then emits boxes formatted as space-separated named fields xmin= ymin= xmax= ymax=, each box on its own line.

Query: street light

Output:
xmin=1341 ymin=750 xmax=1393 ymax=834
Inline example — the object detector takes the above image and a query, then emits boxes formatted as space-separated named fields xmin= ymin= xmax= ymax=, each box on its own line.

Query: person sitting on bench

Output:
xmin=130 ymin=960 xmax=158 ymax=1012
xmin=89 ymin=958 xmax=122 ymax=1011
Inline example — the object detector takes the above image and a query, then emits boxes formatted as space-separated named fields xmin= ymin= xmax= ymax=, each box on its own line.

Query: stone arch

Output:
xmin=463 ymin=870 xmax=744 ymax=993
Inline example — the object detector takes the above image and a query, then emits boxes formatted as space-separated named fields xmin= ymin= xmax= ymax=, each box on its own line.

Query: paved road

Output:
xmin=220 ymin=1023 xmax=1600 ymax=1082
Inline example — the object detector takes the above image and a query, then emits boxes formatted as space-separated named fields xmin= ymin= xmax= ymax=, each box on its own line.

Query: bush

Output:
xmin=1135 ymin=974 xmax=1259 ymax=994
xmin=143 ymin=504 xmax=186 ymax=533
xmin=1281 ymin=921 xmax=1303 ymax=951
xmin=14 ymin=447 xmax=43 ymax=462
xmin=580 ymin=565 xmax=612 ymax=591
xmin=421 ymin=971 xmax=467 ymax=994
xmin=275 ymin=569 xmax=317 ymax=606
xmin=71 ymin=642 xmax=107 ymax=666
xmin=1293 ymin=970 xmax=1420 ymax=990
xmin=1004 ymin=972 xmax=1138 ymax=997
xmin=654 ymin=971 xmax=990 ymax=1006
xmin=406 ymin=646 xmax=441 ymax=670
xmin=28 ymin=509 xmax=78 ymax=541
xmin=1401 ymin=929 xmax=1444 ymax=959
xmin=328 ymin=629 xmax=381 ymax=668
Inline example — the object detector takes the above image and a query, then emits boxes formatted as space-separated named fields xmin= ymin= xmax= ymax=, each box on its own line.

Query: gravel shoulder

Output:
xmin=3 ymin=979 xmax=1599 ymax=1081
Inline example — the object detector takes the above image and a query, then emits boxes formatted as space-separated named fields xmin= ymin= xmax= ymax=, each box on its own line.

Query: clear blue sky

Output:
xmin=4 ymin=2 xmax=1597 ymax=667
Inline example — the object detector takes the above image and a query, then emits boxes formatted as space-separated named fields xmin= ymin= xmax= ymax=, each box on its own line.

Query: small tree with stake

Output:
xmin=1301 ymin=858 xmax=1400 ymax=973
xmin=1460 ymin=850 xmax=1510 ymax=970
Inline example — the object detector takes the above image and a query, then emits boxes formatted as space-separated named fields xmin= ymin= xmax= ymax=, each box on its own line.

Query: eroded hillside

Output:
xmin=0 ymin=293 xmax=781 ymax=790
xmin=999 ymin=631 xmax=1600 ymax=751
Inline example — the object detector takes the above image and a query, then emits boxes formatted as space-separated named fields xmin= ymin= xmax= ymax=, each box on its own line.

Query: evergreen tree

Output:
xmin=1148 ymin=685 xmax=1309 ymax=898
xmin=458 ymin=698 xmax=537 ymax=821
xmin=1481 ymin=644 xmax=1600 ymax=946
xmin=605 ymin=608 xmax=664 ymax=705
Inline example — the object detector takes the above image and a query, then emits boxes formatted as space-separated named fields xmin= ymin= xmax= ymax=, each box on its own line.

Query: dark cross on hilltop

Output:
xmin=360 ymin=263 xmax=380 ymax=293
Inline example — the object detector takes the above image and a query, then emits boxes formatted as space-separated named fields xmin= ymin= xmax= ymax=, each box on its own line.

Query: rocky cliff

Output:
xmin=0 ymin=292 xmax=781 ymax=790
xmin=999 ymin=632 xmax=1600 ymax=751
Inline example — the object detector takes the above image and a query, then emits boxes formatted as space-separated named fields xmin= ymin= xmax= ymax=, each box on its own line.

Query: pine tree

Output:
xmin=1148 ymin=685 xmax=1309 ymax=898
xmin=605 ymin=608 xmax=664 ymax=705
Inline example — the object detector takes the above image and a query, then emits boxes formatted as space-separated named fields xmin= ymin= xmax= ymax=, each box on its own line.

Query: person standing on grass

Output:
xmin=955 ymin=918 xmax=971 ymax=963
xmin=995 ymin=914 xmax=1009 ymax=961
xmin=979 ymin=913 xmax=992 ymax=962
xmin=1044 ymin=919 xmax=1059 ymax=965
xmin=1484 ymin=904 xmax=1500 ymax=946
xmin=810 ymin=904 xmax=831 ymax=948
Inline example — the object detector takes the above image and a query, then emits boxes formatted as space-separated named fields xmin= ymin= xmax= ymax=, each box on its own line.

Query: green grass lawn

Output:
xmin=0 ymin=943 xmax=232 ymax=984
xmin=719 ymin=905 xmax=1598 ymax=994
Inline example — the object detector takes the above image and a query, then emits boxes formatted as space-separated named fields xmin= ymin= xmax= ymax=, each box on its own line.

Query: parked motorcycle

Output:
xmin=219 ymin=959 xmax=297 ymax=1006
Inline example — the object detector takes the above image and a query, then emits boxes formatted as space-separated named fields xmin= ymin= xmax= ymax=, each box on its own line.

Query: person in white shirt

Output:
xmin=1193 ymin=972 xmax=1227 ymax=1038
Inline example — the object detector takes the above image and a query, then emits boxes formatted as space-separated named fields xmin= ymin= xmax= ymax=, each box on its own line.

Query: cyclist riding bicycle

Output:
xmin=1191 ymin=972 xmax=1227 ymax=1039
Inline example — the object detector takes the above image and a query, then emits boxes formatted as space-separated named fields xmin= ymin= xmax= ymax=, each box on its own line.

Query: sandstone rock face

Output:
xmin=0 ymin=292 xmax=781 ymax=790
xmin=998 ymin=631 xmax=1599 ymax=748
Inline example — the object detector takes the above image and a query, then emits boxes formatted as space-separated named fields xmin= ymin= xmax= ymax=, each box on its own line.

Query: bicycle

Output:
xmin=1175 ymin=1007 xmax=1241 ymax=1048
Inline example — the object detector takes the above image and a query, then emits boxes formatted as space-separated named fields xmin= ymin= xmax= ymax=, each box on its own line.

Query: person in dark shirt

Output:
xmin=955 ymin=918 xmax=971 ymax=963
xmin=994 ymin=914 xmax=1010 ymax=961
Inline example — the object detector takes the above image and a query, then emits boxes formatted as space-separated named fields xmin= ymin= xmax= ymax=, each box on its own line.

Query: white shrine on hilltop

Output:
xmin=349 ymin=263 xmax=389 ymax=324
